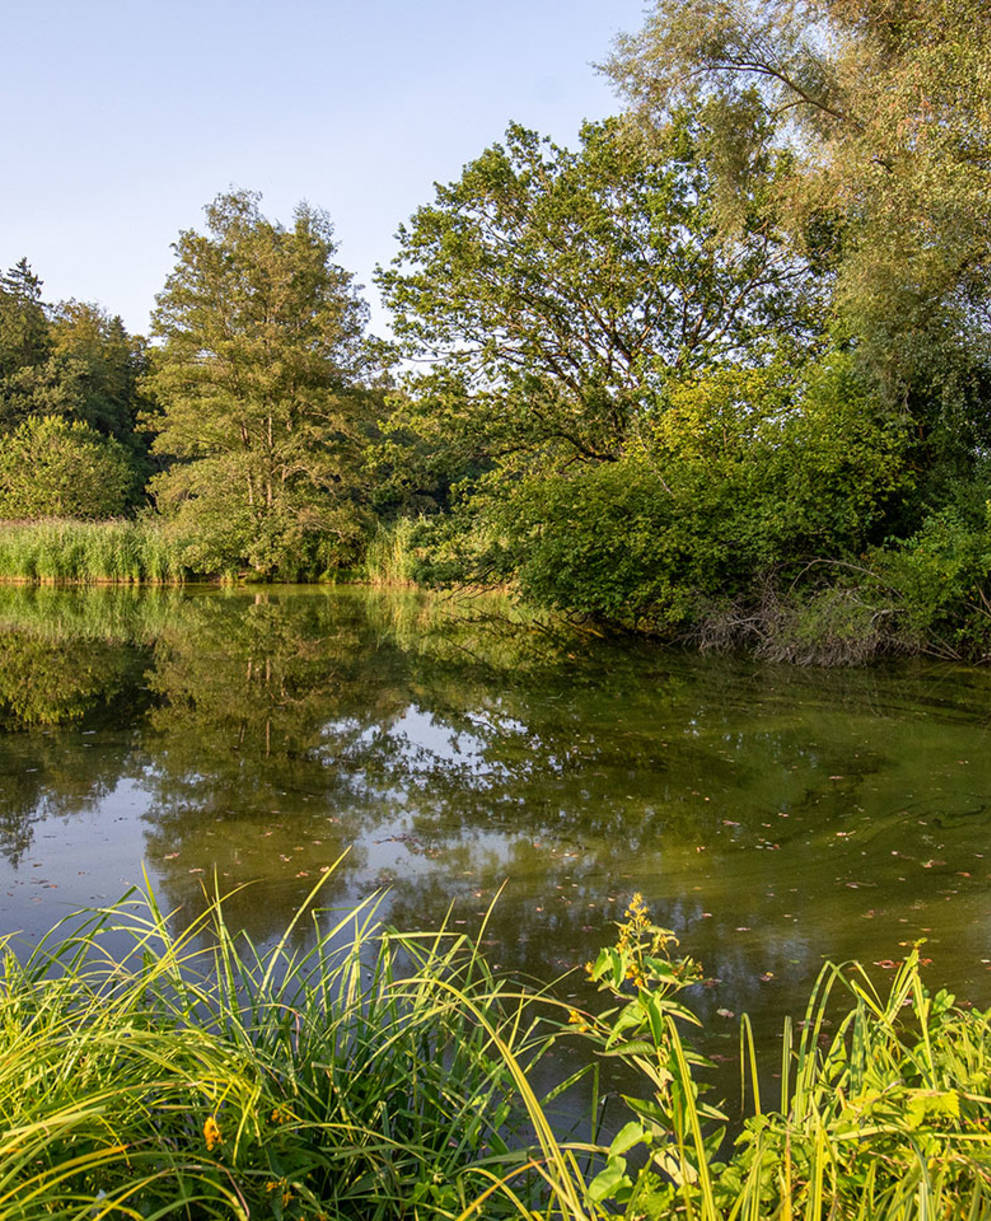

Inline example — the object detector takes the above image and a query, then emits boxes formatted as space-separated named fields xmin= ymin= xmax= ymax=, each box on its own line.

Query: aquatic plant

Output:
xmin=362 ymin=516 xmax=425 ymax=587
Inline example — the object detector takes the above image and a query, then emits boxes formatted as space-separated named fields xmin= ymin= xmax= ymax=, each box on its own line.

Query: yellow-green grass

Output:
xmin=0 ymin=519 xmax=185 ymax=584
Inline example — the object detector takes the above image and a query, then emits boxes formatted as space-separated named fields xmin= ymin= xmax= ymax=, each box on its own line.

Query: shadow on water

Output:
xmin=1 ymin=582 xmax=990 ymax=1113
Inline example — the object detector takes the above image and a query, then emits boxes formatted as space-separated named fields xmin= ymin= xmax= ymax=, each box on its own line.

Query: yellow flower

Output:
xmin=567 ymin=1007 xmax=591 ymax=1032
xmin=625 ymin=892 xmax=647 ymax=919
xmin=203 ymin=1115 xmax=222 ymax=1152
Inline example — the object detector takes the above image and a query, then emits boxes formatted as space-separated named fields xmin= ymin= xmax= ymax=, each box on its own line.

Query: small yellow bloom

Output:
xmin=568 ymin=1007 xmax=592 ymax=1033
xmin=203 ymin=1115 xmax=222 ymax=1152
xmin=625 ymin=892 xmax=647 ymax=919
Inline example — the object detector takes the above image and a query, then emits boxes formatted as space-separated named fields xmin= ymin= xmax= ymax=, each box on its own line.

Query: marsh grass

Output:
xmin=0 ymin=520 xmax=186 ymax=584
xmin=0 ymin=873 xmax=584 ymax=1219
xmin=363 ymin=518 xmax=423 ymax=587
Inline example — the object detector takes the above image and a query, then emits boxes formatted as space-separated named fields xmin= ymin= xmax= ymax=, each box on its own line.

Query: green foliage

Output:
xmin=0 ymin=518 xmax=184 ymax=583
xmin=871 ymin=504 xmax=991 ymax=660
xmin=378 ymin=112 xmax=819 ymax=482
xmin=0 ymin=870 xmax=988 ymax=1217
xmin=363 ymin=516 xmax=425 ymax=586
xmin=0 ymin=261 xmax=79 ymax=429
xmin=459 ymin=355 xmax=910 ymax=631
xmin=608 ymin=0 xmax=991 ymax=429
xmin=0 ymin=881 xmax=561 ymax=1219
xmin=0 ymin=264 xmax=149 ymax=470
xmin=0 ymin=416 xmax=136 ymax=519
xmin=49 ymin=300 xmax=151 ymax=451
xmin=144 ymin=189 xmax=373 ymax=580
xmin=567 ymin=897 xmax=991 ymax=1220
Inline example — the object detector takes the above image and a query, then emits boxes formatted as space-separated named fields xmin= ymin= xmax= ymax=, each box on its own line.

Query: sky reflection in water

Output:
xmin=0 ymin=583 xmax=989 ymax=1078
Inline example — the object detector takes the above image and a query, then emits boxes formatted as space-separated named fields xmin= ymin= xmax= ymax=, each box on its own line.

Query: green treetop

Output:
xmin=377 ymin=113 xmax=820 ymax=486
xmin=144 ymin=189 xmax=373 ymax=578
xmin=608 ymin=0 xmax=991 ymax=428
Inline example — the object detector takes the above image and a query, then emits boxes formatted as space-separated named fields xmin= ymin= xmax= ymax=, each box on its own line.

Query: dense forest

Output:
xmin=4 ymin=0 xmax=991 ymax=663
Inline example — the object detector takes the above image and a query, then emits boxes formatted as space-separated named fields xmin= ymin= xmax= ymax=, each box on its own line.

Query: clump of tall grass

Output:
xmin=0 ymin=519 xmax=186 ymax=584
xmin=363 ymin=517 xmax=423 ymax=586
xmin=0 ymin=873 xmax=583 ymax=1219
xmin=4 ymin=882 xmax=989 ymax=1220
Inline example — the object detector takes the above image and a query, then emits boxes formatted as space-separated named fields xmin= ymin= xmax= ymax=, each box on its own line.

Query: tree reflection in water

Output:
xmin=0 ymin=584 xmax=989 ymax=1064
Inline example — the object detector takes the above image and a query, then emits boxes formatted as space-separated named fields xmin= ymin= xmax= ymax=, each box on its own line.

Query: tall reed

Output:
xmin=363 ymin=517 xmax=422 ymax=587
xmin=0 ymin=519 xmax=186 ymax=584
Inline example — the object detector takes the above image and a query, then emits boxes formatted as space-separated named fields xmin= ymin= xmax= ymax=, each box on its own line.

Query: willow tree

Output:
xmin=145 ymin=190 xmax=371 ymax=577
xmin=608 ymin=0 xmax=991 ymax=436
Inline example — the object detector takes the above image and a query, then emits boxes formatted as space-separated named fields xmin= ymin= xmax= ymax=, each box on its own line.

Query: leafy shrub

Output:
xmin=0 ymin=415 xmax=136 ymax=519
xmin=872 ymin=504 xmax=991 ymax=659
xmin=479 ymin=356 xmax=910 ymax=633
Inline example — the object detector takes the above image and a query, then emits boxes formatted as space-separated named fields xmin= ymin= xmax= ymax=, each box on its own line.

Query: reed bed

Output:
xmin=0 ymin=519 xmax=186 ymax=584
xmin=363 ymin=517 xmax=423 ymax=587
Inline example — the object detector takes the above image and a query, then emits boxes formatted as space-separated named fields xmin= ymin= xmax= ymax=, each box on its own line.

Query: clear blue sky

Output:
xmin=2 ymin=0 xmax=648 ymax=336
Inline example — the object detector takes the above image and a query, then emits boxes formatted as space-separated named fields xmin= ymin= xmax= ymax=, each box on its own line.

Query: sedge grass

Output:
xmin=0 ymin=872 xmax=578 ymax=1219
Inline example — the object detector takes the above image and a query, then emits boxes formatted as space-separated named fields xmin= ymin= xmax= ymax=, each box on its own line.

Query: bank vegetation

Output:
xmin=5 ymin=2 xmax=991 ymax=662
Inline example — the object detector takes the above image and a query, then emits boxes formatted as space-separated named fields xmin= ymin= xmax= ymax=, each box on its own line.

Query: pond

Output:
xmin=1 ymin=583 xmax=989 ymax=1096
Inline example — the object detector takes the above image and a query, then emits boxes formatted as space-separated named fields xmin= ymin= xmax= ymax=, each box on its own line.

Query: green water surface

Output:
xmin=0 ymin=584 xmax=988 ymax=1074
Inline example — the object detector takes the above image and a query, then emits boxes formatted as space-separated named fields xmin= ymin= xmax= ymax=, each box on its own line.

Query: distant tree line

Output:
xmin=4 ymin=0 xmax=991 ymax=660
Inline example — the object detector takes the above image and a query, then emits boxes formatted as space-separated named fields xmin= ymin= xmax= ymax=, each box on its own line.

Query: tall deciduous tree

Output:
xmin=144 ymin=190 xmax=371 ymax=577
xmin=377 ymin=114 xmax=819 ymax=485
